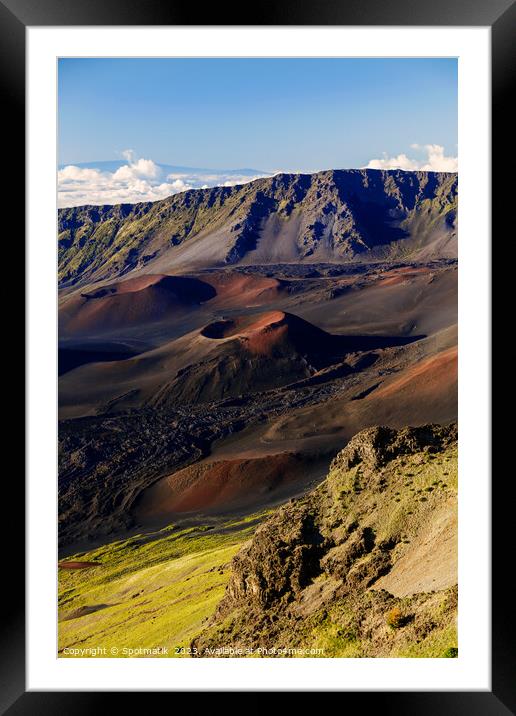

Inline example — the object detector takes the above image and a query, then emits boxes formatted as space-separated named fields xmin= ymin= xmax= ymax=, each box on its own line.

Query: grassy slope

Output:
xmin=195 ymin=439 xmax=458 ymax=658
xmin=58 ymin=514 xmax=265 ymax=657
xmin=59 ymin=442 xmax=457 ymax=659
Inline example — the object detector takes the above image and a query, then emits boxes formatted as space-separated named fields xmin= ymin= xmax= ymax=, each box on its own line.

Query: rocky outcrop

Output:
xmin=192 ymin=423 xmax=458 ymax=658
xmin=331 ymin=423 xmax=457 ymax=472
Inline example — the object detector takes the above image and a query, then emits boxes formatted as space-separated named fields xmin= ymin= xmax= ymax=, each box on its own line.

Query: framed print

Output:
xmin=3 ymin=0 xmax=512 ymax=709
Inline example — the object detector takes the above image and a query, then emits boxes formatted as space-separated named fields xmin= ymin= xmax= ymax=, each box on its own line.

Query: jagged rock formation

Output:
xmin=58 ymin=169 xmax=457 ymax=287
xmin=192 ymin=423 xmax=458 ymax=658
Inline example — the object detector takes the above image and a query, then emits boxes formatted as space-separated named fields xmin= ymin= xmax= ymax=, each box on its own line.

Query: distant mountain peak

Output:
xmin=58 ymin=168 xmax=457 ymax=287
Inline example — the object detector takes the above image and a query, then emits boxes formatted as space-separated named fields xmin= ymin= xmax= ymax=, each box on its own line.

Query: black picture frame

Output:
xmin=3 ymin=0 xmax=511 ymax=710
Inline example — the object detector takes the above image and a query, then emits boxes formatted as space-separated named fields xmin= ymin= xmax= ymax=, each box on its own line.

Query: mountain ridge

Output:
xmin=58 ymin=168 xmax=457 ymax=288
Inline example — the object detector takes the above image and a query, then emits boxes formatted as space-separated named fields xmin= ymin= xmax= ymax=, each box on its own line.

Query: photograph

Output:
xmin=56 ymin=56 xmax=459 ymax=660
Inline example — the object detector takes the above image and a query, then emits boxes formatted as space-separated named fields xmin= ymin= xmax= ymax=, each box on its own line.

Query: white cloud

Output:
xmin=57 ymin=165 xmax=105 ymax=184
xmin=58 ymin=151 xmax=271 ymax=207
xmin=121 ymin=148 xmax=135 ymax=163
xmin=113 ymin=158 xmax=162 ymax=181
xmin=364 ymin=144 xmax=458 ymax=173
xmin=58 ymin=146 xmax=458 ymax=208
xmin=221 ymin=177 xmax=262 ymax=187
xmin=168 ymin=179 xmax=190 ymax=192
xmin=166 ymin=171 xmax=266 ymax=189
xmin=58 ymin=153 xmax=175 ymax=207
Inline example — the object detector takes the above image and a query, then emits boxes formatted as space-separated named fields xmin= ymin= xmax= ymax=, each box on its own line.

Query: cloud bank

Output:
xmin=58 ymin=145 xmax=458 ymax=208
xmin=58 ymin=153 xmax=269 ymax=207
xmin=364 ymin=144 xmax=458 ymax=173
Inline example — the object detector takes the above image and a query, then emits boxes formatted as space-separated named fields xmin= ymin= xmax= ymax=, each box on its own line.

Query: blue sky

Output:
xmin=57 ymin=58 xmax=457 ymax=206
xmin=58 ymin=58 xmax=457 ymax=170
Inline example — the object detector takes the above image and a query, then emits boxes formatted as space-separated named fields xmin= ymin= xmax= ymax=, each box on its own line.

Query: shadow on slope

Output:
xmin=60 ymin=274 xmax=216 ymax=337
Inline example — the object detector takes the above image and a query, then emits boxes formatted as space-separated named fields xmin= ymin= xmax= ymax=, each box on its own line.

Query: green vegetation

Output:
xmin=59 ymin=428 xmax=459 ymax=659
xmin=193 ymin=426 xmax=458 ymax=658
xmin=394 ymin=624 xmax=458 ymax=658
xmin=301 ymin=607 xmax=362 ymax=658
xmin=58 ymin=513 xmax=266 ymax=657
xmin=320 ymin=441 xmax=458 ymax=562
